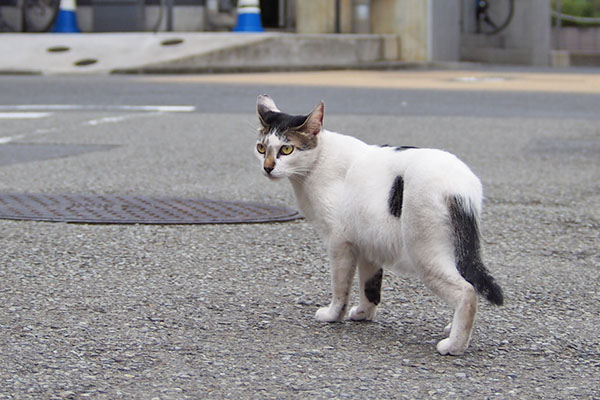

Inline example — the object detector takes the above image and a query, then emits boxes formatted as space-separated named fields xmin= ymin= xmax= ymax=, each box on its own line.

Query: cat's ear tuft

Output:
xmin=257 ymin=94 xmax=280 ymax=129
xmin=257 ymin=94 xmax=280 ymax=112
xmin=304 ymin=101 xmax=324 ymax=136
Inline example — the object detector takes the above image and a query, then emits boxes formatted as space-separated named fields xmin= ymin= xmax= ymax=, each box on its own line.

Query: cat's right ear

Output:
xmin=303 ymin=101 xmax=324 ymax=136
xmin=257 ymin=94 xmax=280 ymax=129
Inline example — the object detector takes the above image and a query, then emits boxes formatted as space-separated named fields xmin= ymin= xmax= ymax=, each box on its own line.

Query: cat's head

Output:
xmin=255 ymin=94 xmax=324 ymax=180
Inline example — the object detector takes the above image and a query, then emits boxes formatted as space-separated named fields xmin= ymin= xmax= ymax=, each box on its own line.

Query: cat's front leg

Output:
xmin=315 ymin=241 xmax=357 ymax=322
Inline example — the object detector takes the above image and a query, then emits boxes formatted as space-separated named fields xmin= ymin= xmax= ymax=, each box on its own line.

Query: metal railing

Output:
xmin=552 ymin=1 xmax=600 ymax=50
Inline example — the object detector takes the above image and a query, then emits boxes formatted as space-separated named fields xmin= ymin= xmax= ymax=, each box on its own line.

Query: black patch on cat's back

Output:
xmin=365 ymin=269 xmax=383 ymax=305
xmin=378 ymin=144 xmax=419 ymax=151
xmin=395 ymin=146 xmax=418 ymax=151
xmin=388 ymin=176 xmax=404 ymax=218
xmin=260 ymin=109 xmax=308 ymax=133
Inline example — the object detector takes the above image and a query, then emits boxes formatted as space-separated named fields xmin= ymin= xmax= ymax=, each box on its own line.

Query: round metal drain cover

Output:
xmin=0 ymin=193 xmax=301 ymax=225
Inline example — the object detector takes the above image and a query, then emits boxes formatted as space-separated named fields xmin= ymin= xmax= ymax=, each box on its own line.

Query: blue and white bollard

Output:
xmin=52 ymin=0 xmax=80 ymax=33
xmin=233 ymin=0 xmax=264 ymax=32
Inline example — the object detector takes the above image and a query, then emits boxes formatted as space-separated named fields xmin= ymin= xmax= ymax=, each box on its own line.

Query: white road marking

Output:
xmin=0 ymin=105 xmax=191 ymax=144
xmin=86 ymin=115 xmax=131 ymax=126
xmin=454 ymin=76 xmax=508 ymax=83
xmin=85 ymin=112 xmax=163 ymax=126
xmin=0 ymin=105 xmax=195 ymax=112
xmin=0 ymin=112 xmax=52 ymax=119
xmin=0 ymin=128 xmax=57 ymax=144
xmin=0 ymin=134 xmax=25 ymax=144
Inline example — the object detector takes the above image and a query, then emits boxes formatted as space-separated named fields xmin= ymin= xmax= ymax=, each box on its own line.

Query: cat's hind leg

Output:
xmin=418 ymin=258 xmax=478 ymax=356
xmin=444 ymin=322 xmax=452 ymax=335
xmin=437 ymin=283 xmax=477 ymax=356
xmin=349 ymin=258 xmax=382 ymax=321
xmin=315 ymin=240 xmax=358 ymax=322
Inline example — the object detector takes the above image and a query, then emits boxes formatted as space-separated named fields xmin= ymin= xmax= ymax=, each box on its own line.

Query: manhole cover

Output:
xmin=0 ymin=193 xmax=301 ymax=225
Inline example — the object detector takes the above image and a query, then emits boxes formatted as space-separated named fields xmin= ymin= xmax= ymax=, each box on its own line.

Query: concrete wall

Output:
xmin=460 ymin=0 xmax=551 ymax=65
xmin=368 ymin=0 xmax=550 ymax=65
xmin=397 ymin=0 xmax=429 ymax=61
xmin=295 ymin=0 xmax=370 ymax=34
xmin=430 ymin=0 xmax=460 ymax=62
xmin=553 ymin=26 xmax=600 ymax=51
xmin=370 ymin=0 xmax=460 ymax=62
xmin=295 ymin=0 xmax=335 ymax=33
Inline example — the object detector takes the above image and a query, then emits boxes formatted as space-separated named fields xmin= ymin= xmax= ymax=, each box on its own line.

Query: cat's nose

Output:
xmin=264 ymin=166 xmax=274 ymax=174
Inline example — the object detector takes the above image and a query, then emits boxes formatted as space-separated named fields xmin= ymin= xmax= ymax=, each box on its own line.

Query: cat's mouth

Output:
xmin=263 ymin=170 xmax=283 ymax=180
xmin=265 ymin=173 xmax=282 ymax=180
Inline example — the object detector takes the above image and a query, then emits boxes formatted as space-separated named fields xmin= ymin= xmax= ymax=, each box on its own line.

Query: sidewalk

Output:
xmin=2 ymin=32 xmax=402 ymax=75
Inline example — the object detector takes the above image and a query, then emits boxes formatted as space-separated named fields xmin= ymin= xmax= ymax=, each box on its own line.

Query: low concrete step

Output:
xmin=0 ymin=32 xmax=398 ymax=75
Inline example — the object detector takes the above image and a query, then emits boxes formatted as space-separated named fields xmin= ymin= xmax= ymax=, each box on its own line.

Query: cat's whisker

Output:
xmin=289 ymin=166 xmax=311 ymax=175
xmin=288 ymin=174 xmax=307 ymax=184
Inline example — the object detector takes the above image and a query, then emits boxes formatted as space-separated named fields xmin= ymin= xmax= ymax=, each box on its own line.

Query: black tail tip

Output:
xmin=485 ymin=283 xmax=504 ymax=306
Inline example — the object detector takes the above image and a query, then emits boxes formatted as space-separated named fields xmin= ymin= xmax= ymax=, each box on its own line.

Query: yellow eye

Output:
xmin=256 ymin=143 xmax=266 ymax=154
xmin=279 ymin=145 xmax=294 ymax=155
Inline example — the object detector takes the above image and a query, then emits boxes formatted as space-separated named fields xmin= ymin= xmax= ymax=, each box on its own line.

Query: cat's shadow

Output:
xmin=300 ymin=313 xmax=440 ymax=352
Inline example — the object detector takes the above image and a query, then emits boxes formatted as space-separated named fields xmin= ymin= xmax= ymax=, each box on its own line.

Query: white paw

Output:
xmin=436 ymin=338 xmax=467 ymax=356
xmin=349 ymin=305 xmax=376 ymax=321
xmin=444 ymin=322 xmax=452 ymax=335
xmin=315 ymin=306 xmax=343 ymax=322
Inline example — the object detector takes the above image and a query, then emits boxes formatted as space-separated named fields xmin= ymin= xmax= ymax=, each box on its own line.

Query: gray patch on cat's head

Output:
xmin=256 ymin=95 xmax=324 ymax=150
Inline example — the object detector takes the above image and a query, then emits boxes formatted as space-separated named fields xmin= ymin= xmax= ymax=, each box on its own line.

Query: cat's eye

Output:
xmin=256 ymin=143 xmax=266 ymax=154
xmin=279 ymin=145 xmax=294 ymax=156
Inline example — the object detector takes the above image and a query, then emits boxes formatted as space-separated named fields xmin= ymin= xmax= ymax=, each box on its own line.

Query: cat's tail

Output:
xmin=447 ymin=195 xmax=504 ymax=306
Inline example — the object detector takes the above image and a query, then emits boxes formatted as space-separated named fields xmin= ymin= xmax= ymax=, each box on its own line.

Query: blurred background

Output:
xmin=1 ymin=0 xmax=599 ymax=66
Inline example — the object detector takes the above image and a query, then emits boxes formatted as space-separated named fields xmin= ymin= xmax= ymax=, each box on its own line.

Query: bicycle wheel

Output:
xmin=0 ymin=0 xmax=20 ymax=32
xmin=23 ymin=0 xmax=60 ymax=32
xmin=476 ymin=0 xmax=514 ymax=35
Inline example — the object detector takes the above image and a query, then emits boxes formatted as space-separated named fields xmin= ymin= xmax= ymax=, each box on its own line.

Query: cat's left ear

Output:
xmin=257 ymin=94 xmax=280 ymax=129
xmin=301 ymin=101 xmax=324 ymax=136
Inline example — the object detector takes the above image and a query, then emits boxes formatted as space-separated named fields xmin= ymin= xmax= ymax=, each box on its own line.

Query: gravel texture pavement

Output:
xmin=0 ymin=74 xmax=599 ymax=399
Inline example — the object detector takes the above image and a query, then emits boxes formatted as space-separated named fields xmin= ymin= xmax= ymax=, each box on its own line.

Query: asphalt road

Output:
xmin=0 ymin=69 xmax=599 ymax=399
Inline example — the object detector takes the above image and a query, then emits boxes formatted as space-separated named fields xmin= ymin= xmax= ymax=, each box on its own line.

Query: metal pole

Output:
xmin=335 ymin=0 xmax=340 ymax=33
xmin=166 ymin=0 xmax=173 ymax=31
xmin=556 ymin=0 xmax=562 ymax=49
xmin=279 ymin=0 xmax=285 ymax=28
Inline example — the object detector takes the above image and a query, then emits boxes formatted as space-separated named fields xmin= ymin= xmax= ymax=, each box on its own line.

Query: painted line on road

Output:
xmin=0 ymin=134 xmax=25 ymax=144
xmin=0 ymin=105 xmax=196 ymax=113
xmin=0 ymin=105 xmax=193 ymax=145
xmin=86 ymin=115 xmax=132 ymax=126
xmin=0 ymin=128 xmax=58 ymax=145
xmin=0 ymin=112 xmax=52 ymax=119
xmin=85 ymin=112 xmax=165 ymax=126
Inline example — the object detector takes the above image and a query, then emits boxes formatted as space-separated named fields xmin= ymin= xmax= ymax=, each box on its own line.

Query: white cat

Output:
xmin=254 ymin=94 xmax=503 ymax=356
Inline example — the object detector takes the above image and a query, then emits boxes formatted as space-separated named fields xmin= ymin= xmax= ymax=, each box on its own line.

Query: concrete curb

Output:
xmin=1 ymin=32 xmax=419 ymax=75
xmin=112 ymin=61 xmax=475 ymax=75
xmin=1 ymin=32 xmax=271 ymax=75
